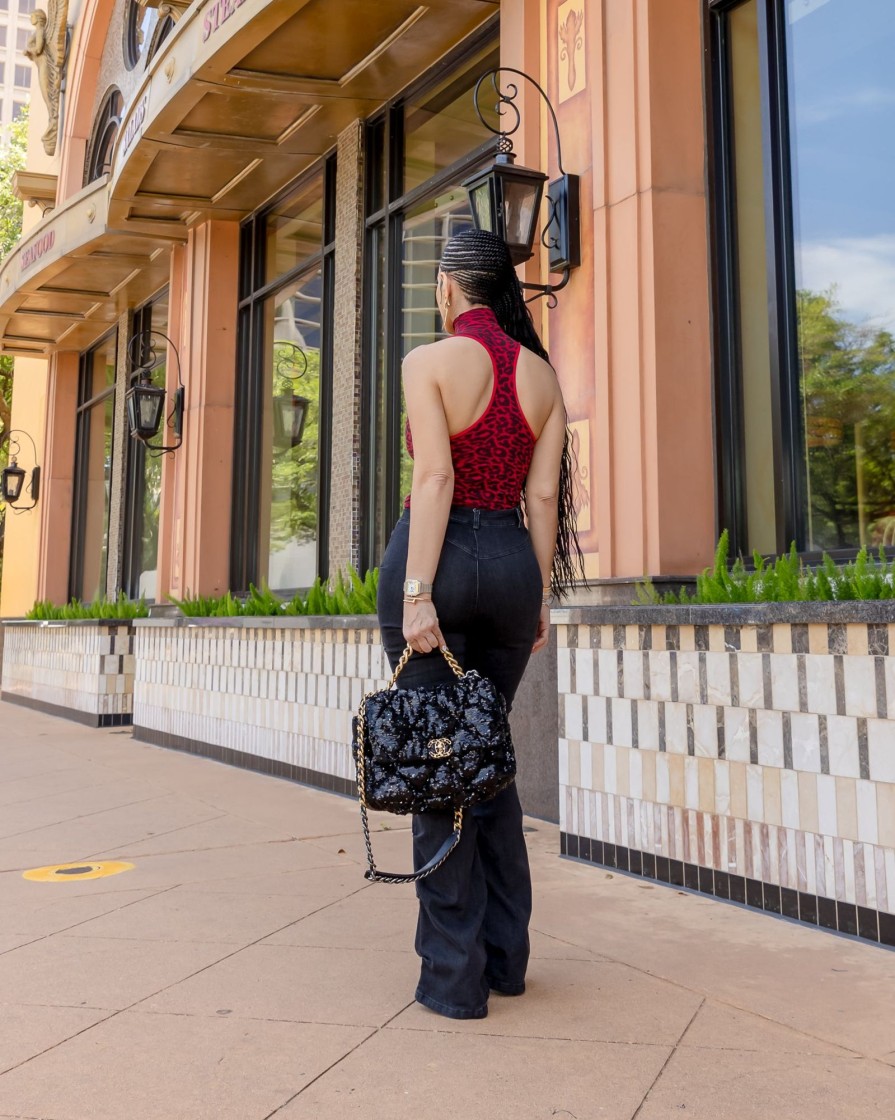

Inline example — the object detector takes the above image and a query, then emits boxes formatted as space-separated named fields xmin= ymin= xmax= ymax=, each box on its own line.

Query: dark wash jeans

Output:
xmin=377 ymin=506 xmax=542 ymax=1019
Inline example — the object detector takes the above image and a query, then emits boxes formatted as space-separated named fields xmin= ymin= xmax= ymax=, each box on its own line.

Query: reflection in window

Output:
xmin=727 ymin=0 xmax=776 ymax=554
xmin=234 ymin=159 xmax=334 ymax=593
xmin=399 ymin=190 xmax=474 ymax=498
xmin=403 ymin=42 xmax=499 ymax=194
xmin=259 ymin=270 xmax=322 ymax=591
xmin=124 ymin=293 xmax=168 ymax=600
xmin=72 ymin=333 xmax=118 ymax=601
xmin=265 ymin=177 xmax=324 ymax=285
xmin=124 ymin=0 xmax=157 ymax=69
xmin=362 ymin=22 xmax=498 ymax=566
xmin=786 ymin=0 xmax=895 ymax=550
xmin=84 ymin=89 xmax=123 ymax=185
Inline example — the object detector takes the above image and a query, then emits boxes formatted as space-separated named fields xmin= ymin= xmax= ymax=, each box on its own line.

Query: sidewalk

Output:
xmin=1 ymin=701 xmax=893 ymax=1120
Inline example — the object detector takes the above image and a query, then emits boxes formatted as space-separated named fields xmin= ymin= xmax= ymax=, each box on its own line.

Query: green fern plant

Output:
xmin=635 ymin=534 xmax=895 ymax=605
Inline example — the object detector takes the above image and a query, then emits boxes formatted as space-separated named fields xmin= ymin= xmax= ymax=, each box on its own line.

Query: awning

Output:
xmin=0 ymin=179 xmax=179 ymax=356
xmin=1 ymin=0 xmax=496 ymax=356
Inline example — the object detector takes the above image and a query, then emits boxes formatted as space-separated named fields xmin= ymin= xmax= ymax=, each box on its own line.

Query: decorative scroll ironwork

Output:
xmin=126 ymin=329 xmax=185 ymax=455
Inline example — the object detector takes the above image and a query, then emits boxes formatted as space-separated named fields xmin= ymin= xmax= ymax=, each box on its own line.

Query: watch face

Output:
xmin=404 ymin=579 xmax=421 ymax=596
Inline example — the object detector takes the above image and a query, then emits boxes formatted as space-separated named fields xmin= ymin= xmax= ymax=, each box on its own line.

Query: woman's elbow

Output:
xmin=414 ymin=467 xmax=455 ymax=491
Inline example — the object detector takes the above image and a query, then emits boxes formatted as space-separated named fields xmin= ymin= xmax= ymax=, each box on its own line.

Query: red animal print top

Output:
xmin=405 ymin=306 xmax=536 ymax=509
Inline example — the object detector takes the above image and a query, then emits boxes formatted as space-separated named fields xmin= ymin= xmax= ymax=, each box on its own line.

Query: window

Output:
xmin=0 ymin=27 xmax=7 ymax=47
xmin=14 ymin=64 xmax=29 ymax=88
xmin=124 ymin=0 xmax=157 ymax=70
xmin=146 ymin=14 xmax=174 ymax=66
xmin=231 ymin=160 xmax=336 ymax=593
xmin=711 ymin=0 xmax=895 ymax=556
xmin=361 ymin=28 xmax=499 ymax=567
xmin=18 ymin=0 xmax=35 ymax=12
xmin=123 ymin=292 xmax=168 ymax=601
xmin=84 ymin=88 xmax=123 ymax=185
xmin=16 ymin=27 xmax=27 ymax=50
xmin=13 ymin=101 xmax=26 ymax=120
xmin=71 ymin=332 xmax=118 ymax=602
xmin=0 ymin=64 xmax=5 ymax=84
xmin=0 ymin=0 xmax=9 ymax=12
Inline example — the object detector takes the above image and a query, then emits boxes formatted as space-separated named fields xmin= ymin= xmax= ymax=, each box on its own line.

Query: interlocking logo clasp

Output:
xmin=428 ymin=737 xmax=453 ymax=759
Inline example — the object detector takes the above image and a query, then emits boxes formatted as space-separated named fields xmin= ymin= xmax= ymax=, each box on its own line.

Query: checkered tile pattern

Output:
xmin=133 ymin=620 xmax=387 ymax=788
xmin=557 ymin=620 xmax=895 ymax=944
xmin=1 ymin=622 xmax=135 ymax=725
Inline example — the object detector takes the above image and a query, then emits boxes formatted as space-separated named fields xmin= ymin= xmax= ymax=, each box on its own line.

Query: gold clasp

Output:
xmin=428 ymin=737 xmax=452 ymax=759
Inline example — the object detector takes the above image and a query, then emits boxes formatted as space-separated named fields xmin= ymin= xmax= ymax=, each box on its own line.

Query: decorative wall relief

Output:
xmin=24 ymin=0 xmax=69 ymax=156
xmin=557 ymin=0 xmax=586 ymax=104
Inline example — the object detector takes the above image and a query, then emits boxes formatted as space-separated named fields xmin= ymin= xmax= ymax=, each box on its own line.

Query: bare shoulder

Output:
xmin=516 ymin=346 xmax=563 ymax=405
xmin=402 ymin=336 xmax=489 ymax=380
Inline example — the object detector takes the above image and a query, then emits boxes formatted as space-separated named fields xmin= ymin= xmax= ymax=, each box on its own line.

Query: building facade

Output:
xmin=0 ymin=0 xmax=33 ymax=132
xmin=0 ymin=0 xmax=892 ymax=614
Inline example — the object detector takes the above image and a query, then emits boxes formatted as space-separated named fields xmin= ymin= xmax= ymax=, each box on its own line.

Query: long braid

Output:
xmin=440 ymin=228 xmax=586 ymax=598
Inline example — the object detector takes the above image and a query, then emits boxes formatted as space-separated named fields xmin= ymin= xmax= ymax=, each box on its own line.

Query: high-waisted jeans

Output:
xmin=377 ymin=506 xmax=543 ymax=1018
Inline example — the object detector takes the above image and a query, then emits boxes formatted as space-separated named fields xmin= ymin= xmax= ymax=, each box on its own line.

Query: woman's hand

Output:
xmin=403 ymin=599 xmax=446 ymax=655
xmin=532 ymin=603 xmax=551 ymax=653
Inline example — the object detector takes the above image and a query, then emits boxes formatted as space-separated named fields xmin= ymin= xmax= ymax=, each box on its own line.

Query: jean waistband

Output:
xmin=401 ymin=506 xmax=524 ymax=528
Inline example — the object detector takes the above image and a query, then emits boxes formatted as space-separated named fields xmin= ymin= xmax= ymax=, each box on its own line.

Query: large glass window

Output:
xmin=123 ymin=293 xmax=168 ymax=601
xmin=71 ymin=332 xmax=117 ymax=601
xmin=362 ymin=26 xmax=498 ymax=567
xmin=232 ymin=161 xmax=335 ymax=593
xmin=711 ymin=0 xmax=895 ymax=555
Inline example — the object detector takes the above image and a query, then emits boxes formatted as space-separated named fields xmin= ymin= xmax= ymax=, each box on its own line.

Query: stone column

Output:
xmin=546 ymin=0 xmax=715 ymax=582
xmin=327 ymin=119 xmax=365 ymax=578
xmin=166 ymin=220 xmax=239 ymax=599
xmin=36 ymin=351 xmax=79 ymax=605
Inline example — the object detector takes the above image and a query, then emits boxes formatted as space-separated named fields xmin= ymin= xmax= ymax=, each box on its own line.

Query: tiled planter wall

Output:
xmin=132 ymin=617 xmax=388 ymax=795
xmin=554 ymin=604 xmax=895 ymax=948
xmin=0 ymin=621 xmax=135 ymax=726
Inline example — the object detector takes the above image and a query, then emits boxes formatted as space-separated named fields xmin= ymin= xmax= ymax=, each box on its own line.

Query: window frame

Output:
xmin=230 ymin=155 xmax=337 ymax=594
xmin=84 ymin=88 xmax=124 ymax=186
xmin=706 ymin=0 xmax=878 ymax=562
xmin=69 ymin=328 xmax=118 ymax=602
xmin=122 ymin=291 xmax=168 ymax=601
xmin=359 ymin=18 xmax=500 ymax=569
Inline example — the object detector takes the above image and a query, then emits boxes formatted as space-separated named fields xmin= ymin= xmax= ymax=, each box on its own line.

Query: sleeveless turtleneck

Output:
xmin=405 ymin=307 xmax=535 ymax=509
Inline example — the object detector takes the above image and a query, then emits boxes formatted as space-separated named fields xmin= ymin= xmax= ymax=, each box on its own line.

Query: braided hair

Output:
xmin=439 ymin=228 xmax=585 ymax=598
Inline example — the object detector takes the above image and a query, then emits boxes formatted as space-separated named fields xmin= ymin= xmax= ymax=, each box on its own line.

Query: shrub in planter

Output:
xmin=171 ymin=566 xmax=379 ymax=617
xmin=25 ymin=592 xmax=149 ymax=620
xmin=637 ymin=530 xmax=895 ymax=605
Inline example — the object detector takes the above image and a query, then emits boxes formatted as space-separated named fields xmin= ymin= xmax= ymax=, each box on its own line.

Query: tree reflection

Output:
xmin=800 ymin=288 xmax=895 ymax=550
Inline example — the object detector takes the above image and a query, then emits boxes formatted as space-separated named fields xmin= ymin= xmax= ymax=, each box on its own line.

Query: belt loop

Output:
xmin=515 ymin=507 xmax=523 ymax=527
xmin=472 ymin=508 xmax=481 ymax=530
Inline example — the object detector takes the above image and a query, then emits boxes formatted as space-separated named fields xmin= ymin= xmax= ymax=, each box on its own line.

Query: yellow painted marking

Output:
xmin=23 ymin=860 xmax=134 ymax=882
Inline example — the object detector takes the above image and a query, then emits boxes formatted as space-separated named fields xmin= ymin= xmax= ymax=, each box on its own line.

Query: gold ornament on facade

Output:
xmin=24 ymin=0 xmax=69 ymax=157
xmin=558 ymin=5 xmax=584 ymax=93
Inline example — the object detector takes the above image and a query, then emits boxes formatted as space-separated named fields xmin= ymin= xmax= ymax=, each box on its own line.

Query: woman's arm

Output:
xmin=525 ymin=398 xmax=566 ymax=652
xmin=401 ymin=345 xmax=454 ymax=654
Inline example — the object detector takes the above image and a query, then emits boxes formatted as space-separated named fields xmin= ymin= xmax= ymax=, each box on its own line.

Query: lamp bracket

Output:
xmin=127 ymin=329 xmax=185 ymax=456
xmin=472 ymin=67 xmax=570 ymax=178
xmin=1 ymin=429 xmax=41 ymax=510
xmin=275 ymin=342 xmax=309 ymax=384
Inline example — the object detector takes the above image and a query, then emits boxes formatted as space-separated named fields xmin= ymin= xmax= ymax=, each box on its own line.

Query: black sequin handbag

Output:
xmin=354 ymin=644 xmax=516 ymax=884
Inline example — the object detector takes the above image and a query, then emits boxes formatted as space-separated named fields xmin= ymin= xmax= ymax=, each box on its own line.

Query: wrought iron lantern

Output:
xmin=272 ymin=343 xmax=310 ymax=449
xmin=126 ymin=330 xmax=184 ymax=453
xmin=464 ymin=67 xmax=581 ymax=302
xmin=1 ymin=430 xmax=40 ymax=510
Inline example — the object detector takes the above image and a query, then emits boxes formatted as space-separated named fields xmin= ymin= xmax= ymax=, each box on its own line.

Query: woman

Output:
xmin=377 ymin=227 xmax=581 ymax=1020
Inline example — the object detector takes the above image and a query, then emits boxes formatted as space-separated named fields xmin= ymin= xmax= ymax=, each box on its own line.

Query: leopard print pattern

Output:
xmin=405 ymin=307 xmax=535 ymax=509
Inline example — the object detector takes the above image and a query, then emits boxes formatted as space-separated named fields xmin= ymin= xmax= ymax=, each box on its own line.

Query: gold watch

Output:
xmin=403 ymin=579 xmax=433 ymax=598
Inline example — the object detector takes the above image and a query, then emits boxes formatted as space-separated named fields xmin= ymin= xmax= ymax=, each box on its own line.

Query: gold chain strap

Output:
xmin=355 ymin=644 xmax=465 ymax=884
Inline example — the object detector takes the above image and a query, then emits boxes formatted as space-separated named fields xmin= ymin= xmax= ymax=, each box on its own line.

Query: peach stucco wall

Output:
xmin=163 ymin=221 xmax=239 ymax=600
xmin=545 ymin=0 xmax=715 ymax=581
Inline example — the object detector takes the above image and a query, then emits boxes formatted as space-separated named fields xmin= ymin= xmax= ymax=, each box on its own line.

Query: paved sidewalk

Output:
xmin=1 ymin=701 xmax=894 ymax=1120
